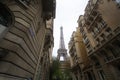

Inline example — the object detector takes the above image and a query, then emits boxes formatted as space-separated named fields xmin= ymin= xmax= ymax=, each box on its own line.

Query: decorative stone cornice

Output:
xmin=42 ymin=0 xmax=56 ymax=20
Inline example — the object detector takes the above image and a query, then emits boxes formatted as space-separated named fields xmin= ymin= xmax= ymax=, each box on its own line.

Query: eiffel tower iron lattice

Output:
xmin=57 ymin=26 xmax=68 ymax=61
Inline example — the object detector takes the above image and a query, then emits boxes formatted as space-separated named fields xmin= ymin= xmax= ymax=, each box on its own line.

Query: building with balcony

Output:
xmin=68 ymin=27 xmax=89 ymax=80
xmin=77 ymin=0 xmax=120 ymax=80
xmin=0 ymin=0 xmax=56 ymax=80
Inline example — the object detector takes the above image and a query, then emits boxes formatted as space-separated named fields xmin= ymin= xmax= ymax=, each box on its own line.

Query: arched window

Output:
xmin=0 ymin=3 xmax=13 ymax=38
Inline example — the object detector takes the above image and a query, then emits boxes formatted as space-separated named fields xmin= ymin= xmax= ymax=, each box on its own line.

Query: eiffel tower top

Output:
xmin=59 ymin=26 xmax=66 ymax=49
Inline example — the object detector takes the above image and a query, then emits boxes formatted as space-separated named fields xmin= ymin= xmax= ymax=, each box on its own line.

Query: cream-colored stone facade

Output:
xmin=0 ymin=0 xmax=56 ymax=80
xmin=69 ymin=27 xmax=89 ymax=80
xmin=69 ymin=0 xmax=120 ymax=80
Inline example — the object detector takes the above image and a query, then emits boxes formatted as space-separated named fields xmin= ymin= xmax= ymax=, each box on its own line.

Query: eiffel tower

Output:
xmin=57 ymin=26 xmax=68 ymax=61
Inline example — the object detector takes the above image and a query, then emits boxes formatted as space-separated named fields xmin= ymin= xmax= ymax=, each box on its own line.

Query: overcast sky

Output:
xmin=53 ymin=0 xmax=89 ymax=57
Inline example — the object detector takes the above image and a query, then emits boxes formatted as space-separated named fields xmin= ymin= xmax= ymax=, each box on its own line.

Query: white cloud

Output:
xmin=53 ymin=0 xmax=89 ymax=57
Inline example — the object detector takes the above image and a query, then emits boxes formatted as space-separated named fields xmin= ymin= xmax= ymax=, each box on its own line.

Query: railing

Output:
xmin=91 ymin=26 xmax=120 ymax=58
xmin=104 ymin=56 xmax=114 ymax=62
xmin=87 ymin=47 xmax=93 ymax=54
xmin=114 ymin=26 xmax=120 ymax=34
xmin=105 ymin=55 xmax=120 ymax=64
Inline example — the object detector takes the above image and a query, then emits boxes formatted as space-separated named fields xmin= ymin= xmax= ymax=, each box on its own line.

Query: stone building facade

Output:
xmin=0 ymin=0 xmax=55 ymax=80
xmin=69 ymin=0 xmax=120 ymax=80
xmin=68 ymin=27 xmax=89 ymax=80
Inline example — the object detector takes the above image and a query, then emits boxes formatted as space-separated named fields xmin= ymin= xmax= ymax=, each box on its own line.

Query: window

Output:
xmin=106 ymin=46 xmax=117 ymax=58
xmin=0 ymin=3 xmax=13 ymax=38
xmin=87 ymin=44 xmax=92 ymax=53
xmin=100 ymin=34 xmax=105 ymax=42
xmin=87 ymin=72 xmax=94 ymax=80
xmin=100 ymin=50 xmax=111 ymax=62
xmin=112 ymin=40 xmax=120 ymax=57
xmin=91 ymin=31 xmax=95 ymax=37
xmin=92 ymin=11 xmax=97 ymax=16
xmin=83 ymin=37 xmax=89 ymax=44
xmin=96 ymin=38 xmax=100 ymax=46
xmin=91 ymin=56 xmax=100 ymax=66
xmin=97 ymin=23 xmax=102 ymax=29
xmin=81 ymin=27 xmax=84 ymax=32
xmin=99 ymin=36 xmax=104 ymax=42
xmin=98 ymin=70 xmax=105 ymax=80
xmin=89 ymin=16 xmax=94 ymax=21
xmin=101 ymin=20 xmax=106 ymax=28
xmin=26 ymin=78 xmax=32 ymax=80
xmin=105 ymin=28 xmax=112 ymax=38
xmin=94 ymin=27 xmax=99 ymax=34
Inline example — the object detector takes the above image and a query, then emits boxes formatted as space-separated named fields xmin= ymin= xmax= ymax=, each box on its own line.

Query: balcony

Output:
xmin=85 ymin=13 xmax=100 ymax=31
xmin=83 ymin=37 xmax=89 ymax=45
xmin=85 ymin=20 xmax=91 ymax=26
xmin=85 ymin=16 xmax=93 ymax=24
xmin=84 ymin=0 xmax=99 ymax=27
xmin=86 ymin=45 xmax=93 ymax=54
xmin=88 ymin=49 xmax=92 ymax=54
xmin=114 ymin=26 xmax=120 ymax=34
xmin=105 ymin=56 xmax=120 ymax=64
xmin=100 ymin=35 xmax=106 ymax=43
xmin=91 ymin=10 xmax=98 ymax=16
xmin=90 ymin=27 xmax=120 ymax=56
xmin=104 ymin=28 xmax=113 ymax=40
xmin=80 ymin=27 xmax=84 ymax=33
xmin=96 ymin=42 xmax=100 ymax=48
xmin=104 ymin=40 xmax=120 ymax=64
xmin=85 ymin=0 xmax=98 ymax=14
